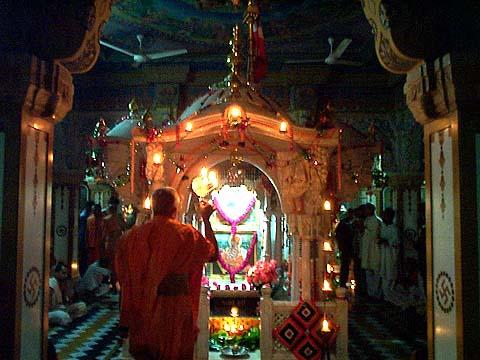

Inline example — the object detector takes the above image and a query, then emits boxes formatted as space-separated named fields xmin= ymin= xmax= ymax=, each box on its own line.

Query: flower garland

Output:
xmin=213 ymin=194 xmax=256 ymax=237
xmin=218 ymin=232 xmax=257 ymax=283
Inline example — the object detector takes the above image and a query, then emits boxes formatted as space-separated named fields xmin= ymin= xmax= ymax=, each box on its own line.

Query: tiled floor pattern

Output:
xmin=348 ymin=298 xmax=427 ymax=359
xmin=48 ymin=298 xmax=122 ymax=360
xmin=49 ymin=296 xmax=427 ymax=359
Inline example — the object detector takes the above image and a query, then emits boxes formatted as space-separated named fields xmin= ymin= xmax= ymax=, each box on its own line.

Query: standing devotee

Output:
xmin=335 ymin=208 xmax=355 ymax=288
xmin=352 ymin=205 xmax=366 ymax=295
xmin=78 ymin=201 xmax=94 ymax=276
xmin=115 ymin=187 xmax=219 ymax=360
xmin=87 ymin=204 xmax=105 ymax=264
xmin=379 ymin=208 xmax=400 ymax=298
xmin=361 ymin=203 xmax=383 ymax=299
xmin=103 ymin=195 xmax=126 ymax=288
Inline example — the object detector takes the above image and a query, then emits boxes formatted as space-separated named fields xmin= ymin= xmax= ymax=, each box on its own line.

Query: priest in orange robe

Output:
xmin=86 ymin=204 xmax=105 ymax=264
xmin=116 ymin=187 xmax=218 ymax=360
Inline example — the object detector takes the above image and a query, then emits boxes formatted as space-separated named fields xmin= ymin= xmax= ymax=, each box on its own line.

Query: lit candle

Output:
xmin=230 ymin=306 xmax=239 ymax=317
xmin=279 ymin=121 xmax=288 ymax=133
xmin=71 ymin=262 xmax=78 ymax=271
xmin=322 ymin=279 xmax=332 ymax=292
xmin=323 ymin=200 xmax=332 ymax=211
xmin=185 ymin=121 xmax=193 ymax=132
xmin=321 ymin=317 xmax=331 ymax=332
xmin=144 ymin=196 xmax=151 ymax=210
xmin=323 ymin=241 xmax=333 ymax=252
xmin=326 ymin=264 xmax=334 ymax=274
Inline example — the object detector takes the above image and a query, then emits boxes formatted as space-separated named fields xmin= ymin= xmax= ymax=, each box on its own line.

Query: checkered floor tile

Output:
xmin=48 ymin=296 xmax=122 ymax=360
xmin=348 ymin=297 xmax=427 ymax=359
xmin=48 ymin=295 xmax=427 ymax=359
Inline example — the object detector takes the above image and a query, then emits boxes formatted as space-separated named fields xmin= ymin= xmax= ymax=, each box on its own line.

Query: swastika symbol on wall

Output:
xmin=23 ymin=266 xmax=41 ymax=307
xmin=435 ymin=271 xmax=454 ymax=314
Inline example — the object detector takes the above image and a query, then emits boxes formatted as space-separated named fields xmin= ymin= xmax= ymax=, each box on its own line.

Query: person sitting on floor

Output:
xmin=76 ymin=257 xmax=111 ymax=301
xmin=48 ymin=262 xmax=87 ymax=326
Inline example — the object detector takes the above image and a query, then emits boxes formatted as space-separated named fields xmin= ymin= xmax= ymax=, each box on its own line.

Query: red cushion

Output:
xmin=273 ymin=315 xmax=305 ymax=350
xmin=291 ymin=300 xmax=321 ymax=330
xmin=291 ymin=335 xmax=322 ymax=360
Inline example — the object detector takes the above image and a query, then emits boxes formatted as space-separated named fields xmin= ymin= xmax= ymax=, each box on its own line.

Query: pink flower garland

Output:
xmin=213 ymin=195 xmax=256 ymax=237
xmin=218 ymin=233 xmax=257 ymax=283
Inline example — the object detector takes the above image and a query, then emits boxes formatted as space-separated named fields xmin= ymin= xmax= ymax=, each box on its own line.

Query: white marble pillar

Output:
xmin=264 ymin=211 xmax=272 ymax=259
xmin=273 ymin=212 xmax=283 ymax=265
xmin=194 ymin=286 xmax=210 ymax=360
xmin=301 ymin=238 xmax=311 ymax=300
xmin=259 ymin=287 xmax=273 ymax=358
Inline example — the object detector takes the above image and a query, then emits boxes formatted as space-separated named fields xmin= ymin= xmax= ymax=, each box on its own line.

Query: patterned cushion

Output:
xmin=291 ymin=335 xmax=322 ymax=360
xmin=273 ymin=316 xmax=304 ymax=350
xmin=291 ymin=300 xmax=321 ymax=330
xmin=273 ymin=300 xmax=339 ymax=358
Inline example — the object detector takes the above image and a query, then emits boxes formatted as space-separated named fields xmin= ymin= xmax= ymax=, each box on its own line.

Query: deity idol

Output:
xmin=223 ymin=235 xmax=247 ymax=269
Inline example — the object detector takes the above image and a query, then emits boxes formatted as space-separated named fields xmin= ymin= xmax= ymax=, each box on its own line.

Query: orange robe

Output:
xmin=103 ymin=213 xmax=125 ymax=281
xmin=115 ymin=215 xmax=215 ymax=360
xmin=86 ymin=215 xmax=105 ymax=264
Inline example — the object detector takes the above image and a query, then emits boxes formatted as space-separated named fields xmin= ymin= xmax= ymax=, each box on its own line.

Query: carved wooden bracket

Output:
xmin=23 ymin=56 xmax=73 ymax=123
xmin=60 ymin=0 xmax=113 ymax=74
xmin=361 ymin=0 xmax=423 ymax=74
xmin=404 ymin=54 xmax=457 ymax=125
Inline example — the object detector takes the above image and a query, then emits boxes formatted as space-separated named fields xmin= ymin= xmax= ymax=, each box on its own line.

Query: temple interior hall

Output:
xmin=1 ymin=1 xmax=480 ymax=359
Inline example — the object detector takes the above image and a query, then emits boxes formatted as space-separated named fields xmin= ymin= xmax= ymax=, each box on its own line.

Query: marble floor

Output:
xmin=48 ymin=295 xmax=427 ymax=359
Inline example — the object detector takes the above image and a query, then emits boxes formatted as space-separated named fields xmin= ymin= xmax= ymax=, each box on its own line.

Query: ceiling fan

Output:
xmin=100 ymin=35 xmax=188 ymax=67
xmin=285 ymin=37 xmax=362 ymax=66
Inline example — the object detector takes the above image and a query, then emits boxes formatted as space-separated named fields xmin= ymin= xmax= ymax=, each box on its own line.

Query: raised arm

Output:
xmin=198 ymin=200 xmax=219 ymax=262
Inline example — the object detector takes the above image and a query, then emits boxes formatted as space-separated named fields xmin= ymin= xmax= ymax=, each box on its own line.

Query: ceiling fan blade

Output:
xmin=333 ymin=59 xmax=363 ymax=66
xmin=284 ymin=59 xmax=326 ymax=64
xmin=147 ymin=49 xmax=188 ymax=60
xmin=332 ymin=38 xmax=352 ymax=59
xmin=100 ymin=40 xmax=136 ymax=57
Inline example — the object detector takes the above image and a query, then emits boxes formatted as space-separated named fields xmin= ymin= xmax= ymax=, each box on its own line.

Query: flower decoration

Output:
xmin=245 ymin=259 xmax=278 ymax=289
xmin=201 ymin=275 xmax=210 ymax=287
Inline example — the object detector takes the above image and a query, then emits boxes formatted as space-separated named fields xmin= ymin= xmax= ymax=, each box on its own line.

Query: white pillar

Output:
xmin=291 ymin=234 xmax=300 ymax=301
xmin=260 ymin=287 xmax=273 ymax=359
xmin=301 ymin=239 xmax=311 ymax=300
xmin=264 ymin=211 xmax=272 ymax=259
xmin=274 ymin=212 xmax=283 ymax=265
xmin=194 ymin=286 xmax=210 ymax=360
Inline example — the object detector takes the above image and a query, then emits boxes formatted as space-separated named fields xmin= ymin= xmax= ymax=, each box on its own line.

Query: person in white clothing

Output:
xmin=360 ymin=203 xmax=383 ymax=298
xmin=379 ymin=208 xmax=400 ymax=298
xmin=76 ymin=258 xmax=111 ymax=299
xmin=48 ymin=262 xmax=87 ymax=326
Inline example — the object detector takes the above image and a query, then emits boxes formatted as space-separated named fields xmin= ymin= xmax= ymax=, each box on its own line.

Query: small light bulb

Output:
xmin=279 ymin=121 xmax=288 ymax=133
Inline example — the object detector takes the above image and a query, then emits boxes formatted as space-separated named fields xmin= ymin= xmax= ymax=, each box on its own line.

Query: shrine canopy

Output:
xmin=144 ymin=81 xmax=339 ymax=156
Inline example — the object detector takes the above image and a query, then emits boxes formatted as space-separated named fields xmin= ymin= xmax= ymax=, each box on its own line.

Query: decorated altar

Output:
xmin=87 ymin=4 xmax=381 ymax=358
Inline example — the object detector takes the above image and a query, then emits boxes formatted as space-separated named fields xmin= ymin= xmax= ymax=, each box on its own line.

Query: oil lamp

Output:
xmin=144 ymin=196 xmax=151 ymax=210
xmin=321 ymin=315 xmax=331 ymax=333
